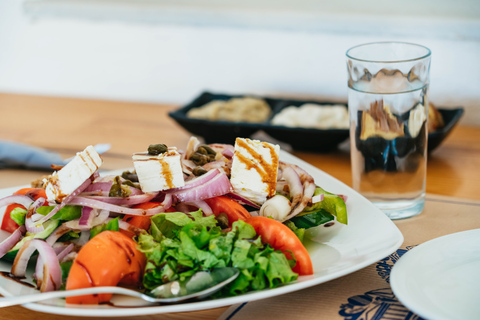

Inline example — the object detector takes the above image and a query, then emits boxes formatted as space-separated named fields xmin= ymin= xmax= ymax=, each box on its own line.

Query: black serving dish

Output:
xmin=428 ymin=107 xmax=464 ymax=152
xmin=169 ymin=92 xmax=464 ymax=153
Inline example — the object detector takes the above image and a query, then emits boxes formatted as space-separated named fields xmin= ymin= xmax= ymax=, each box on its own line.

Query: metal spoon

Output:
xmin=0 ymin=267 xmax=239 ymax=308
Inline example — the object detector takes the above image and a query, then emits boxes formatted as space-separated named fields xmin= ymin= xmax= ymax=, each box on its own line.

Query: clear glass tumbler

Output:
xmin=346 ymin=42 xmax=431 ymax=219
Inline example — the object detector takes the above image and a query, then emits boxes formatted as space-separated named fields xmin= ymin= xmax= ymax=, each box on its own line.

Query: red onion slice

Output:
xmin=73 ymin=230 xmax=91 ymax=247
xmin=0 ymin=195 xmax=33 ymax=210
xmin=0 ymin=225 xmax=25 ymax=258
xmin=25 ymin=198 xmax=46 ymax=234
xmin=221 ymin=148 xmax=234 ymax=159
xmin=202 ymin=160 xmax=231 ymax=175
xmin=281 ymin=162 xmax=316 ymax=221
xmin=84 ymin=182 xmax=113 ymax=193
xmin=184 ymin=136 xmax=201 ymax=160
xmin=166 ymin=169 xmax=220 ymax=193
xmin=311 ymin=193 xmax=324 ymax=204
xmin=227 ymin=193 xmax=261 ymax=209
xmin=84 ymin=181 xmax=143 ymax=197
xmin=79 ymin=206 xmax=94 ymax=226
xmin=79 ymin=193 xmax=157 ymax=206
xmin=183 ymin=200 xmax=213 ymax=216
xmin=35 ymin=177 xmax=92 ymax=225
xmin=12 ymin=239 xmax=62 ymax=292
xmin=67 ymin=194 xmax=173 ymax=216
xmin=56 ymin=243 xmax=74 ymax=262
xmin=282 ymin=166 xmax=304 ymax=204
xmin=46 ymin=225 xmax=72 ymax=246
xmin=173 ymin=173 xmax=232 ymax=203
xmin=64 ymin=209 xmax=110 ymax=230
xmin=337 ymin=194 xmax=348 ymax=203
xmin=35 ymin=243 xmax=74 ymax=285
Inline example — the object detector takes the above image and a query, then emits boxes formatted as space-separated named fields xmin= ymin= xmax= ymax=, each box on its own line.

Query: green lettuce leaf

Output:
xmin=137 ymin=212 xmax=299 ymax=294
xmin=90 ymin=217 xmax=119 ymax=238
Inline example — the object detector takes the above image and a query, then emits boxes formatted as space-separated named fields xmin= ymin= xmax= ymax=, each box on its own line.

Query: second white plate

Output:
xmin=391 ymin=228 xmax=480 ymax=320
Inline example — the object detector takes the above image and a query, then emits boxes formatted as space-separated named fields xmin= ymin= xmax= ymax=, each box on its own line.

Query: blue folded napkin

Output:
xmin=0 ymin=140 xmax=68 ymax=171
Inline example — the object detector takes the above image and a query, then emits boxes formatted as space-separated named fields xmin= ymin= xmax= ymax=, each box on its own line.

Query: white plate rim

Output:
xmin=390 ymin=228 xmax=480 ymax=320
xmin=0 ymin=150 xmax=404 ymax=317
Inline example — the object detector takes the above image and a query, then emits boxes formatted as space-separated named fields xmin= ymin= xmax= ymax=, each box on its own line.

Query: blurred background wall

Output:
xmin=0 ymin=0 xmax=479 ymax=125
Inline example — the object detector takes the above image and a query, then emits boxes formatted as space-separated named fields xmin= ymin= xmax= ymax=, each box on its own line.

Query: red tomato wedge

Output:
xmin=246 ymin=216 xmax=313 ymax=275
xmin=204 ymin=196 xmax=251 ymax=226
xmin=122 ymin=202 xmax=161 ymax=231
xmin=1 ymin=188 xmax=47 ymax=233
xmin=121 ymin=204 xmax=177 ymax=238
xmin=65 ymin=231 xmax=146 ymax=304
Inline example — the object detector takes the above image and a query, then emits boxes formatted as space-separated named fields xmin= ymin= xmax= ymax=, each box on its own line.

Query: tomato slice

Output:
xmin=121 ymin=203 xmax=177 ymax=238
xmin=204 ymin=196 xmax=251 ymax=226
xmin=122 ymin=202 xmax=159 ymax=231
xmin=246 ymin=216 xmax=313 ymax=275
xmin=65 ymin=230 xmax=146 ymax=304
xmin=1 ymin=188 xmax=47 ymax=233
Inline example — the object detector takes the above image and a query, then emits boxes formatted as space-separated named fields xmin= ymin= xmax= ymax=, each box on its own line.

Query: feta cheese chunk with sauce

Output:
xmin=133 ymin=147 xmax=185 ymax=192
xmin=230 ymin=138 xmax=280 ymax=204
xmin=45 ymin=145 xmax=103 ymax=203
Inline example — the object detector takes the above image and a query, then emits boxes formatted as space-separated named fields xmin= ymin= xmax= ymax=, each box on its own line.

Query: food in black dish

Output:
xmin=186 ymin=96 xmax=271 ymax=123
xmin=263 ymin=99 xmax=350 ymax=152
xmin=168 ymin=92 xmax=279 ymax=145
xmin=270 ymin=102 xmax=349 ymax=129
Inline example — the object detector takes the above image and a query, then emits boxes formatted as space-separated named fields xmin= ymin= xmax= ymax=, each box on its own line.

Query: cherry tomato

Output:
xmin=65 ymin=231 xmax=146 ymax=304
xmin=204 ymin=196 xmax=251 ymax=226
xmin=246 ymin=216 xmax=313 ymax=275
xmin=1 ymin=188 xmax=47 ymax=233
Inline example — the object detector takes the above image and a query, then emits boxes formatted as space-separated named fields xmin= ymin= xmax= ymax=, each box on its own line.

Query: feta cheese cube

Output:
xmin=45 ymin=145 xmax=103 ymax=203
xmin=230 ymin=138 xmax=280 ymax=204
xmin=133 ymin=147 xmax=185 ymax=192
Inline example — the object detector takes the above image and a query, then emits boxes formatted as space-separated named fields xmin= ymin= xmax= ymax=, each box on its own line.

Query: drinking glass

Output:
xmin=346 ymin=42 xmax=431 ymax=219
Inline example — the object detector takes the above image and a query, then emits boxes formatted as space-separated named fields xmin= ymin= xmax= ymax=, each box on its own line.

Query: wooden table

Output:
xmin=0 ymin=92 xmax=479 ymax=320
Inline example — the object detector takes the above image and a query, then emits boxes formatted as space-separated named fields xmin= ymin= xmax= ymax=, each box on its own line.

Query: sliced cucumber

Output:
xmin=289 ymin=209 xmax=334 ymax=229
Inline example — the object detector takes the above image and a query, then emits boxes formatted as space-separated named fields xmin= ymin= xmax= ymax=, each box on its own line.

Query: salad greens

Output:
xmin=90 ymin=217 xmax=120 ymax=238
xmin=137 ymin=210 xmax=298 ymax=296
xmin=37 ymin=205 xmax=82 ymax=221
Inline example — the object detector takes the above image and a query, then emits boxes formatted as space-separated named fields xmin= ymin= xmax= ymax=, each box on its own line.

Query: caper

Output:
xmin=122 ymin=170 xmax=139 ymax=182
xmin=197 ymin=146 xmax=208 ymax=155
xmin=148 ymin=143 xmax=168 ymax=155
xmin=198 ymin=145 xmax=216 ymax=155
xmin=109 ymin=176 xmax=132 ymax=198
xmin=109 ymin=183 xmax=121 ymax=197
xmin=192 ymin=166 xmax=208 ymax=176
xmin=122 ymin=180 xmax=141 ymax=190
xmin=216 ymin=212 xmax=229 ymax=229
xmin=190 ymin=153 xmax=209 ymax=166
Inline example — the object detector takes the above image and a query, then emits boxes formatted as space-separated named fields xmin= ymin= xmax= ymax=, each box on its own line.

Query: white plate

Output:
xmin=0 ymin=151 xmax=403 ymax=317
xmin=391 ymin=229 xmax=480 ymax=320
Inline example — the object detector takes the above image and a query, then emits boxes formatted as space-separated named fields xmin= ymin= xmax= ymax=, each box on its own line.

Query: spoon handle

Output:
xmin=0 ymin=286 xmax=143 ymax=308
